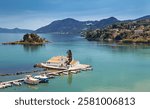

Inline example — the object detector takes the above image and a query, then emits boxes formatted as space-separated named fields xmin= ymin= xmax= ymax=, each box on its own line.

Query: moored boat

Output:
xmin=70 ymin=70 xmax=78 ymax=74
xmin=0 ymin=84 xmax=6 ymax=89
xmin=34 ymin=74 xmax=49 ymax=83
xmin=63 ymin=71 xmax=69 ymax=75
xmin=24 ymin=75 xmax=40 ymax=85
xmin=46 ymin=74 xmax=55 ymax=79
xmin=12 ymin=81 xmax=22 ymax=86
xmin=1 ymin=83 xmax=13 ymax=88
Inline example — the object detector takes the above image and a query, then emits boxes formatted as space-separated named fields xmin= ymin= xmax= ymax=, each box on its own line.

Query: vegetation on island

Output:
xmin=83 ymin=19 xmax=150 ymax=44
xmin=2 ymin=33 xmax=49 ymax=45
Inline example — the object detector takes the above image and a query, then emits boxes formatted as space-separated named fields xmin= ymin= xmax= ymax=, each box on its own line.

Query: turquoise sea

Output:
xmin=1 ymin=33 xmax=150 ymax=92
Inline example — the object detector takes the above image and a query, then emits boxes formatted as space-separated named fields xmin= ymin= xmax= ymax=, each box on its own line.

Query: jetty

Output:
xmin=0 ymin=64 xmax=92 ymax=89
xmin=0 ymin=50 xmax=92 ymax=89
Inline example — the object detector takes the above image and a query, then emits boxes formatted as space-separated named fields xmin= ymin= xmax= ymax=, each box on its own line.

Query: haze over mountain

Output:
xmin=0 ymin=15 xmax=150 ymax=34
xmin=35 ymin=15 xmax=150 ymax=34
xmin=0 ymin=28 xmax=33 ymax=33
xmin=35 ymin=17 xmax=120 ymax=34
xmin=135 ymin=15 xmax=150 ymax=21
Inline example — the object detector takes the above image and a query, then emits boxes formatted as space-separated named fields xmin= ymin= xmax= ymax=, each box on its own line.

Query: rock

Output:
xmin=2 ymin=33 xmax=49 ymax=45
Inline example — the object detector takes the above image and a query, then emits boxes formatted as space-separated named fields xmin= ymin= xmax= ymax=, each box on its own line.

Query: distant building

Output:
xmin=134 ymin=30 xmax=143 ymax=35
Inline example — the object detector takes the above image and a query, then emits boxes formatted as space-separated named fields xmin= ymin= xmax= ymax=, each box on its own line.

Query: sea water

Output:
xmin=0 ymin=33 xmax=150 ymax=92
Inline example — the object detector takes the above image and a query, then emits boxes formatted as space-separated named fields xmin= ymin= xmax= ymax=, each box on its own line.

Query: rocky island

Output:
xmin=2 ymin=33 xmax=48 ymax=45
xmin=84 ymin=19 xmax=150 ymax=44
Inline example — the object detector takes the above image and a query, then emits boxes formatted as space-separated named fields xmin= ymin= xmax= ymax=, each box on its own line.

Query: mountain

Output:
xmin=35 ymin=18 xmax=85 ymax=34
xmin=95 ymin=17 xmax=120 ymax=28
xmin=135 ymin=15 xmax=150 ymax=21
xmin=35 ymin=17 xmax=120 ymax=34
xmin=0 ymin=28 xmax=33 ymax=33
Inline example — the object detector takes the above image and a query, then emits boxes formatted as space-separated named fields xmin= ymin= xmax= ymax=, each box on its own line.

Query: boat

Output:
xmin=12 ymin=81 xmax=22 ymax=86
xmin=4 ymin=83 xmax=12 ymax=87
xmin=24 ymin=75 xmax=40 ymax=85
xmin=46 ymin=74 xmax=55 ymax=79
xmin=34 ymin=74 xmax=49 ymax=83
xmin=63 ymin=71 xmax=69 ymax=75
xmin=86 ymin=67 xmax=93 ymax=70
xmin=0 ymin=84 xmax=6 ymax=89
xmin=70 ymin=70 xmax=78 ymax=74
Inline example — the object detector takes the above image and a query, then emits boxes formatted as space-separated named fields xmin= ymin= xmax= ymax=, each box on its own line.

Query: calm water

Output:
xmin=1 ymin=33 xmax=150 ymax=92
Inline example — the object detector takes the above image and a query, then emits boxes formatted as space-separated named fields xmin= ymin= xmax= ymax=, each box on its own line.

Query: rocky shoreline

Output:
xmin=84 ymin=19 xmax=150 ymax=44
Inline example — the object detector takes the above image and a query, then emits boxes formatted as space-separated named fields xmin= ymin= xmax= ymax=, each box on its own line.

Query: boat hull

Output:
xmin=39 ymin=79 xmax=49 ymax=83
xmin=24 ymin=80 xmax=40 ymax=85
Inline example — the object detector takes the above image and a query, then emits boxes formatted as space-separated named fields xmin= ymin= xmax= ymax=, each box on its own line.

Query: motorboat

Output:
xmin=34 ymin=74 xmax=49 ymax=83
xmin=12 ymin=81 xmax=22 ymax=86
xmin=46 ymin=74 xmax=55 ymax=79
xmin=4 ymin=83 xmax=12 ymax=87
xmin=0 ymin=84 xmax=6 ymax=89
xmin=24 ymin=75 xmax=40 ymax=85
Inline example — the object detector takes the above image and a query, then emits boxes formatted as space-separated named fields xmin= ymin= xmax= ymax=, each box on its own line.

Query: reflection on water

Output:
xmin=97 ymin=42 xmax=150 ymax=57
xmin=26 ymin=84 xmax=39 ymax=90
xmin=67 ymin=73 xmax=73 ymax=86
xmin=23 ymin=45 xmax=45 ymax=52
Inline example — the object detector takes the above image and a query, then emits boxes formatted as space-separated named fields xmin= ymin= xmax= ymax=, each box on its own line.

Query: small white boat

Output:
xmin=24 ymin=75 xmax=40 ymax=85
xmin=13 ymin=81 xmax=22 ymax=86
xmin=86 ymin=67 xmax=93 ymax=70
xmin=70 ymin=70 xmax=78 ymax=74
xmin=0 ymin=85 xmax=5 ymax=89
xmin=63 ymin=71 xmax=69 ymax=75
xmin=34 ymin=74 xmax=49 ymax=83
xmin=4 ymin=83 xmax=12 ymax=87
xmin=82 ymin=68 xmax=88 ymax=71
xmin=46 ymin=75 xmax=55 ymax=79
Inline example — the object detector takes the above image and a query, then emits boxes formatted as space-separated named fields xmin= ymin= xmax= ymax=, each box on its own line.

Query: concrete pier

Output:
xmin=0 ymin=64 xmax=92 ymax=89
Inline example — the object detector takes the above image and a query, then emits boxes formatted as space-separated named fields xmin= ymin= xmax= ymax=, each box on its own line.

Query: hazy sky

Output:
xmin=0 ymin=0 xmax=150 ymax=30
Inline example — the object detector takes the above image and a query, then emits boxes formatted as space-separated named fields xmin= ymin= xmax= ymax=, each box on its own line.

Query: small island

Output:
xmin=2 ymin=33 xmax=49 ymax=45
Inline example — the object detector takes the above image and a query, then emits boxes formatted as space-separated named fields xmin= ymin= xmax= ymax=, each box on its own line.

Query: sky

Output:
xmin=0 ymin=0 xmax=150 ymax=30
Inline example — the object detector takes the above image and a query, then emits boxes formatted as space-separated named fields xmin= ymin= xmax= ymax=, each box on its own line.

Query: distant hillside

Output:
xmin=35 ymin=18 xmax=85 ymax=34
xmin=0 ymin=28 xmax=33 ymax=33
xmin=135 ymin=15 xmax=150 ymax=21
xmin=84 ymin=18 xmax=150 ymax=44
xmin=35 ymin=17 xmax=120 ymax=34
xmin=95 ymin=17 xmax=120 ymax=28
xmin=1 ymin=15 xmax=149 ymax=34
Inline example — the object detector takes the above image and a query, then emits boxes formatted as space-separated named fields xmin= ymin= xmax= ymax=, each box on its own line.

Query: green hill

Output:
xmin=84 ymin=19 xmax=150 ymax=44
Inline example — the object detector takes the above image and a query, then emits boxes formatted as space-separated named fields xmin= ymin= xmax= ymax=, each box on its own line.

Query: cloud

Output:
xmin=0 ymin=0 xmax=150 ymax=29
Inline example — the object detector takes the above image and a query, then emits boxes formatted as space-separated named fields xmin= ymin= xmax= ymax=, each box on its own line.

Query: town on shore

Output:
xmin=83 ymin=19 xmax=150 ymax=44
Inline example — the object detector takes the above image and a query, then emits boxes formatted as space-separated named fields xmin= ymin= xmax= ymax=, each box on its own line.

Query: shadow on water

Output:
xmin=23 ymin=45 xmax=45 ymax=52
